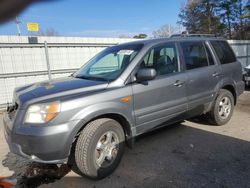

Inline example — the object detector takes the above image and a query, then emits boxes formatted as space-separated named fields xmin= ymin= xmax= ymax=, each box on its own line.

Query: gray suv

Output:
xmin=3 ymin=36 xmax=244 ymax=179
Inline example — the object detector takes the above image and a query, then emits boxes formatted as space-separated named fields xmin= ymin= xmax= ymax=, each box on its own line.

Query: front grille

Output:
xmin=7 ymin=102 xmax=18 ymax=120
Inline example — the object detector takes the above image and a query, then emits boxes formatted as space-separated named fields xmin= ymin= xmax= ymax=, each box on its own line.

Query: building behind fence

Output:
xmin=0 ymin=36 xmax=249 ymax=109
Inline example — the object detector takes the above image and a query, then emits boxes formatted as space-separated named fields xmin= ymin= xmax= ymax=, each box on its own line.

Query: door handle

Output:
xmin=173 ymin=80 xmax=185 ymax=87
xmin=212 ymin=72 xmax=223 ymax=77
xmin=212 ymin=72 xmax=219 ymax=77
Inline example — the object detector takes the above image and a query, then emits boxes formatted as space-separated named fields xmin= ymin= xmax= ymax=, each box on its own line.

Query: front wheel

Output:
xmin=207 ymin=89 xmax=234 ymax=126
xmin=74 ymin=118 xmax=125 ymax=179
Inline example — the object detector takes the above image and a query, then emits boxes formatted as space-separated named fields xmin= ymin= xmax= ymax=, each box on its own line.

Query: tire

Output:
xmin=207 ymin=89 xmax=234 ymax=126
xmin=74 ymin=118 xmax=125 ymax=179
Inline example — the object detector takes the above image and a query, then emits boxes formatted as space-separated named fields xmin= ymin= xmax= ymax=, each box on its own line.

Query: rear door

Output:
xmin=179 ymin=41 xmax=222 ymax=111
xmin=210 ymin=40 xmax=242 ymax=86
xmin=132 ymin=42 xmax=188 ymax=134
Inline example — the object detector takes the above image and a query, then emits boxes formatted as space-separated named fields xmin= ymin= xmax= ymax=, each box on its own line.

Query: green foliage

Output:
xmin=133 ymin=34 xmax=148 ymax=39
xmin=178 ymin=0 xmax=250 ymax=39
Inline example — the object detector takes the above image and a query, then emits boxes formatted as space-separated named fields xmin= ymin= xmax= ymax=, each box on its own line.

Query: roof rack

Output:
xmin=170 ymin=33 xmax=220 ymax=38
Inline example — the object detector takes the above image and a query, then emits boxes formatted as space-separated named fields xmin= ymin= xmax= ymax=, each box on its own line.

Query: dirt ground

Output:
xmin=0 ymin=91 xmax=250 ymax=188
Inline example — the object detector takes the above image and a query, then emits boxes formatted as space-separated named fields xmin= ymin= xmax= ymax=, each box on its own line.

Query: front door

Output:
xmin=132 ymin=43 xmax=188 ymax=134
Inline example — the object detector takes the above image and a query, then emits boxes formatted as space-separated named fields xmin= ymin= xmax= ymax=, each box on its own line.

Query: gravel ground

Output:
xmin=0 ymin=91 xmax=250 ymax=188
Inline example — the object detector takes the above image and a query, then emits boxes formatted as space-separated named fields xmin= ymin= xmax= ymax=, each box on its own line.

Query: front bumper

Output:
xmin=3 ymin=112 xmax=78 ymax=164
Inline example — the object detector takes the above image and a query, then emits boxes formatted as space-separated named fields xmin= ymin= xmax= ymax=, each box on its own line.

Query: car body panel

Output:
xmin=15 ymin=77 xmax=109 ymax=110
xmin=185 ymin=65 xmax=223 ymax=110
xmin=132 ymin=72 xmax=188 ymax=134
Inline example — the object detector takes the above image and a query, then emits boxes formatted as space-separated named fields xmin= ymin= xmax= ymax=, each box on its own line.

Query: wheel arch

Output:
xmin=71 ymin=111 xmax=135 ymax=152
xmin=85 ymin=113 xmax=134 ymax=147
xmin=67 ymin=112 xmax=135 ymax=166
xmin=221 ymin=84 xmax=237 ymax=105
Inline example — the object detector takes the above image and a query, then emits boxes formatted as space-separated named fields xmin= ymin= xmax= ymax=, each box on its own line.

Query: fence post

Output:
xmin=44 ymin=41 xmax=52 ymax=81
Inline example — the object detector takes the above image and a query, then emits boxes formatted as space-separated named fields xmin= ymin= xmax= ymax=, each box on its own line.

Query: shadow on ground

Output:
xmin=245 ymin=85 xmax=250 ymax=91
xmin=2 ymin=122 xmax=250 ymax=188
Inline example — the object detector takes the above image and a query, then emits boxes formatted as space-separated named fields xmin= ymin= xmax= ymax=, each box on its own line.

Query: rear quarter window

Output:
xmin=210 ymin=41 xmax=236 ymax=64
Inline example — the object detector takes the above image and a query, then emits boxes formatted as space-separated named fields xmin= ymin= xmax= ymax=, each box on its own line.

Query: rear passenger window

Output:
xmin=210 ymin=41 xmax=236 ymax=64
xmin=180 ymin=42 xmax=209 ymax=70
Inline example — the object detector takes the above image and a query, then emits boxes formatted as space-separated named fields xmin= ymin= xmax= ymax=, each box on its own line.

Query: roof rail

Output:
xmin=170 ymin=33 xmax=221 ymax=38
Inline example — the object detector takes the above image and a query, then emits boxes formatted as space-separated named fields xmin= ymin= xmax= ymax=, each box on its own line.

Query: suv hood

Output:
xmin=14 ymin=76 xmax=108 ymax=107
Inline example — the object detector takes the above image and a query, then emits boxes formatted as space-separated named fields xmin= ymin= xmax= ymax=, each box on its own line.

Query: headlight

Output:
xmin=24 ymin=102 xmax=60 ymax=124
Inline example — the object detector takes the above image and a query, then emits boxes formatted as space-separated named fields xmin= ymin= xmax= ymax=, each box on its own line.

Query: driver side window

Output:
xmin=141 ymin=43 xmax=179 ymax=76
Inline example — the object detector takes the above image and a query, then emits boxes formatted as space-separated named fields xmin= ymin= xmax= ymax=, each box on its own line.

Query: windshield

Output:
xmin=73 ymin=44 xmax=143 ymax=81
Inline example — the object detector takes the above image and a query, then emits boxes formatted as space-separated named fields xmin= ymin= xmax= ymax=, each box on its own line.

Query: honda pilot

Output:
xmin=3 ymin=36 xmax=244 ymax=179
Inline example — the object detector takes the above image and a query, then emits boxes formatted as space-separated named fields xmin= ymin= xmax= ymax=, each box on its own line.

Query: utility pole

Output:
xmin=15 ymin=17 xmax=21 ymax=36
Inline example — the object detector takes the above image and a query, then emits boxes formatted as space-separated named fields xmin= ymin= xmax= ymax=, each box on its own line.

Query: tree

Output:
xmin=152 ymin=24 xmax=179 ymax=38
xmin=215 ymin=0 xmax=238 ymax=39
xmin=202 ymin=0 xmax=222 ymax=34
xmin=233 ymin=0 xmax=250 ymax=39
xmin=178 ymin=0 xmax=250 ymax=39
xmin=243 ymin=1 xmax=250 ymax=39
xmin=178 ymin=0 xmax=201 ymax=33
xmin=215 ymin=0 xmax=250 ymax=39
xmin=133 ymin=34 xmax=148 ymax=39
xmin=36 ymin=28 xmax=59 ymax=36
xmin=178 ymin=0 xmax=222 ymax=34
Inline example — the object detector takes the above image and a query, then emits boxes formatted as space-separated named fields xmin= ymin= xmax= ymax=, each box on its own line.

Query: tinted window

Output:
xmin=211 ymin=41 xmax=236 ymax=64
xmin=141 ymin=43 xmax=178 ymax=76
xmin=180 ymin=42 xmax=209 ymax=70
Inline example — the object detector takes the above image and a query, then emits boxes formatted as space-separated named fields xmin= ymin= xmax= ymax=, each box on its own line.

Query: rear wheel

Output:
xmin=207 ymin=89 xmax=234 ymax=126
xmin=74 ymin=118 xmax=125 ymax=179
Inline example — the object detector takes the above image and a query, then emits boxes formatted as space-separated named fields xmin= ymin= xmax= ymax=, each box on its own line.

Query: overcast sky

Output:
xmin=0 ymin=0 xmax=185 ymax=37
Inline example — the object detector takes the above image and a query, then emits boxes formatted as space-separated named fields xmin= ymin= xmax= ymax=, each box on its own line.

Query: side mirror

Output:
xmin=136 ymin=68 xmax=157 ymax=82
